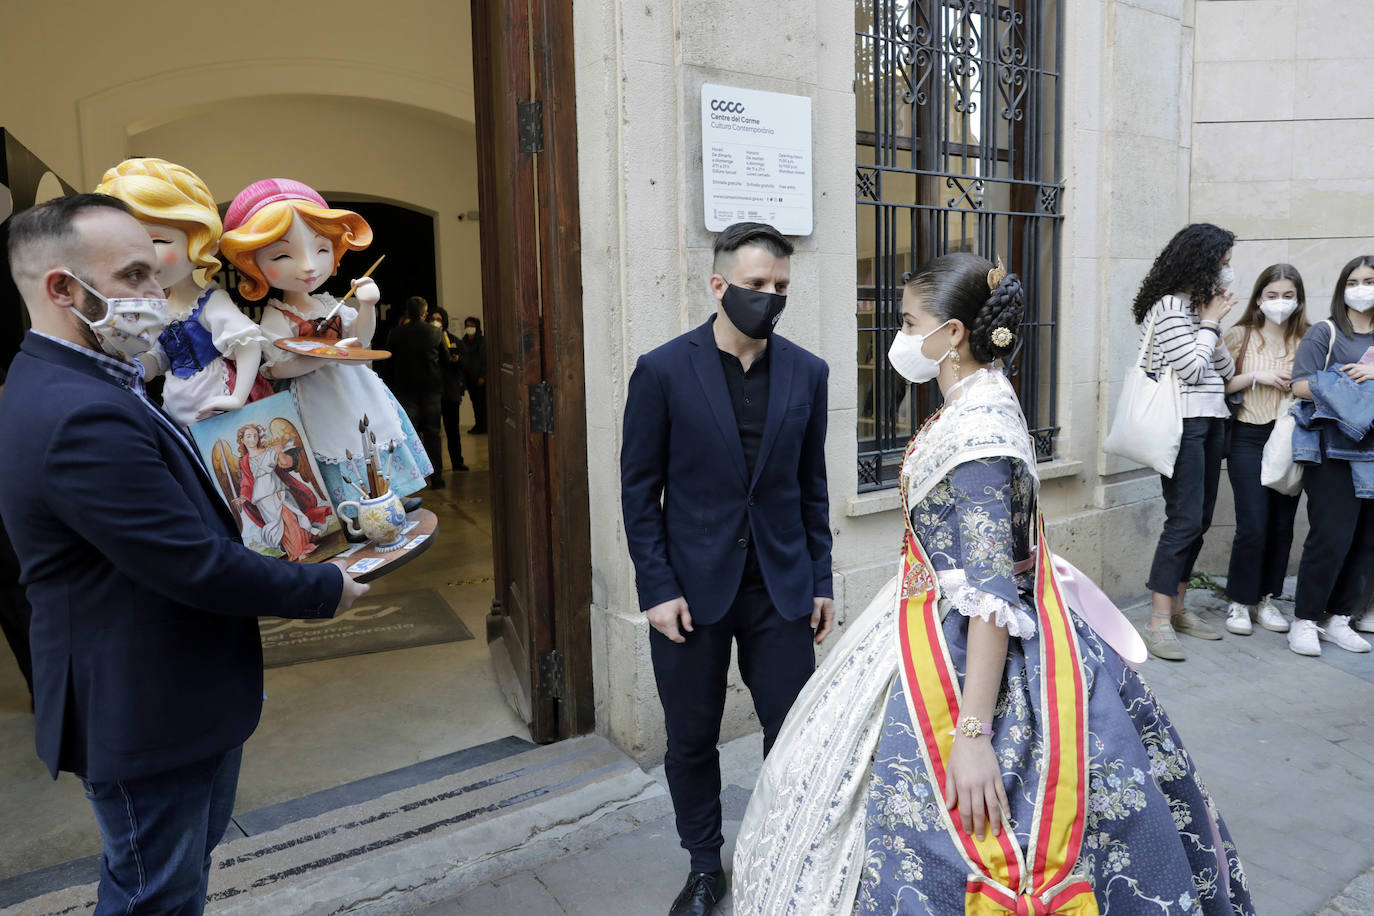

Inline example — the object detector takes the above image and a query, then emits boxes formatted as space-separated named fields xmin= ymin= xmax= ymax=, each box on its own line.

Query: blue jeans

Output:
xmin=80 ymin=746 xmax=242 ymax=916
xmin=1148 ymin=417 xmax=1226 ymax=596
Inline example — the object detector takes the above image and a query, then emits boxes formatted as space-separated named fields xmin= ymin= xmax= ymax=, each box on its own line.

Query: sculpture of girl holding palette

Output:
xmin=219 ymin=179 xmax=432 ymax=507
xmin=96 ymin=158 xmax=274 ymax=426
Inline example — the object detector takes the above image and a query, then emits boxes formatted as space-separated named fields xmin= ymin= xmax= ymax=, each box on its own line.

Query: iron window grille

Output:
xmin=856 ymin=0 xmax=1063 ymax=491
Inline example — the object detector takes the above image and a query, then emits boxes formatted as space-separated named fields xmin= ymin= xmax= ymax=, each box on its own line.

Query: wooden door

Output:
xmin=471 ymin=0 xmax=594 ymax=743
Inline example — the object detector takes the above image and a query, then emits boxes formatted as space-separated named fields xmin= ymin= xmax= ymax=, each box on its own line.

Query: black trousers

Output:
xmin=397 ymin=392 xmax=443 ymax=479
xmin=1148 ymin=417 xmax=1226 ymax=595
xmin=1294 ymin=459 xmax=1374 ymax=621
xmin=1225 ymin=421 xmax=1301 ymax=605
xmin=439 ymin=395 xmax=465 ymax=470
xmin=649 ymin=582 xmax=814 ymax=874
xmin=467 ymin=378 xmax=488 ymax=431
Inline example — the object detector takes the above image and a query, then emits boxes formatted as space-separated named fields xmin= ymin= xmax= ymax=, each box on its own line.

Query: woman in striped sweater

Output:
xmin=1132 ymin=223 xmax=1238 ymax=661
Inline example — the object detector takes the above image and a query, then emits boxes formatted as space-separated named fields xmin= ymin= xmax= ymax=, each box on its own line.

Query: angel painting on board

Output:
xmin=192 ymin=390 xmax=345 ymax=563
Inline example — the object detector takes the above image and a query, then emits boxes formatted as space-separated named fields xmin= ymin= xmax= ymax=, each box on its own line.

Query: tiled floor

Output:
xmin=0 ymin=407 xmax=526 ymax=879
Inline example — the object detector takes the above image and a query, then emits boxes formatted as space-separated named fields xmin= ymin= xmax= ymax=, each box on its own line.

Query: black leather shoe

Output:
xmin=430 ymin=475 xmax=446 ymax=489
xmin=668 ymin=870 xmax=726 ymax=916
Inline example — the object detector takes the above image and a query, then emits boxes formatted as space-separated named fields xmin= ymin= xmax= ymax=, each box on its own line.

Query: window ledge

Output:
xmin=846 ymin=457 xmax=1083 ymax=518
xmin=1036 ymin=458 xmax=1083 ymax=481
xmin=846 ymin=489 xmax=902 ymax=517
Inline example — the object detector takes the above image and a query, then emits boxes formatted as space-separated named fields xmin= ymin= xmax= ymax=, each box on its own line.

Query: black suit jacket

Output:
xmin=0 ymin=333 xmax=342 ymax=782
xmin=620 ymin=318 xmax=832 ymax=625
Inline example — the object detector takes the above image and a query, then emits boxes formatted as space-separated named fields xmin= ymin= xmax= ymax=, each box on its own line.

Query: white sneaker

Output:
xmin=1321 ymin=615 xmax=1372 ymax=653
xmin=1288 ymin=619 xmax=1321 ymax=657
xmin=1225 ymin=603 xmax=1253 ymax=636
xmin=1354 ymin=610 xmax=1374 ymax=634
xmin=1257 ymin=596 xmax=1290 ymax=633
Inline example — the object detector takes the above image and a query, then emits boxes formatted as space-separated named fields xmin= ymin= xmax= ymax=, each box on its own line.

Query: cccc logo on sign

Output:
xmin=711 ymin=99 xmax=746 ymax=114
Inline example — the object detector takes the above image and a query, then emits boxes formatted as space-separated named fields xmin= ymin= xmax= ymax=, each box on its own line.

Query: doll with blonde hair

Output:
xmin=96 ymin=158 xmax=273 ymax=425
xmin=220 ymin=179 xmax=432 ymax=506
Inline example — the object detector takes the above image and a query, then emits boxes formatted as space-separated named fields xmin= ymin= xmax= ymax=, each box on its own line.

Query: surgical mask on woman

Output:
xmin=887 ymin=320 xmax=952 ymax=384
xmin=1218 ymin=266 xmax=1236 ymax=290
xmin=1259 ymin=298 xmax=1299 ymax=324
xmin=1345 ymin=286 xmax=1374 ymax=313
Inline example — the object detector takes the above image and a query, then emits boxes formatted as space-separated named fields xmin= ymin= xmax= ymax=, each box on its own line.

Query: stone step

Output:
xmin=6 ymin=735 xmax=667 ymax=916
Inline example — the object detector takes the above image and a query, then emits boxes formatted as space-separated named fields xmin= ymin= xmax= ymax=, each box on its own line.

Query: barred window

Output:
xmin=856 ymin=0 xmax=1063 ymax=490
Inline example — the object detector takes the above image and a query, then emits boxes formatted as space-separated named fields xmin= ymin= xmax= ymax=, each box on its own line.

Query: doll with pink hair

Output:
xmin=220 ymin=179 xmax=432 ymax=506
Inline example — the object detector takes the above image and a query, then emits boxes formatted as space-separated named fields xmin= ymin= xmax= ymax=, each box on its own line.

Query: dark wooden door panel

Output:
xmin=472 ymin=0 xmax=593 ymax=742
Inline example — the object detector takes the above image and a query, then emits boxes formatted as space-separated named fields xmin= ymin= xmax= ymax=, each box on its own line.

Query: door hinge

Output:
xmin=529 ymin=380 xmax=555 ymax=434
xmin=537 ymin=649 xmax=565 ymax=699
xmin=518 ymin=100 xmax=544 ymax=153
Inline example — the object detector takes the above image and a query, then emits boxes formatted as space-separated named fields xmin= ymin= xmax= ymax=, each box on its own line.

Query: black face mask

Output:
xmin=720 ymin=283 xmax=787 ymax=340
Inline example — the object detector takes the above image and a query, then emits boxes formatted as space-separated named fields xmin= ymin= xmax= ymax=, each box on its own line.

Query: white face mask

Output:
xmin=63 ymin=271 xmax=169 ymax=363
xmin=1345 ymin=285 xmax=1374 ymax=313
xmin=1218 ymin=266 xmax=1236 ymax=289
xmin=1259 ymin=298 xmax=1299 ymax=325
xmin=888 ymin=320 xmax=952 ymax=384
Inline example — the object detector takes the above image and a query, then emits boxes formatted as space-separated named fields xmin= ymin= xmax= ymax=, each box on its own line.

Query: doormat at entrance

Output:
xmin=259 ymin=588 xmax=473 ymax=668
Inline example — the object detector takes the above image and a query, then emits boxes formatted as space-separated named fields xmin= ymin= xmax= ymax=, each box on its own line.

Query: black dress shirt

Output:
xmin=719 ymin=346 xmax=770 ymax=586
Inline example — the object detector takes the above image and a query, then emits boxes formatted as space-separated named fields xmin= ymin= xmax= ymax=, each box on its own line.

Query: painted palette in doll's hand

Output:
xmin=274 ymin=337 xmax=391 ymax=361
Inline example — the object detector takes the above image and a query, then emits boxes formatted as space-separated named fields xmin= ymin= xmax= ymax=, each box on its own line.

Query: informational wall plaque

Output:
xmin=701 ymin=84 xmax=813 ymax=236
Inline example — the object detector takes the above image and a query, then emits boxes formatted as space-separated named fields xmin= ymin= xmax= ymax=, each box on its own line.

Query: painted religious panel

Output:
xmin=189 ymin=391 xmax=347 ymax=562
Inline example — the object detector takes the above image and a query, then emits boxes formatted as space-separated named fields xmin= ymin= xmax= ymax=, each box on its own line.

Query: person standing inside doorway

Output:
xmin=428 ymin=306 xmax=469 ymax=473
xmin=386 ymin=296 xmax=449 ymax=488
xmin=0 ymin=194 xmax=367 ymax=916
xmin=459 ymin=315 xmax=488 ymax=434
xmin=620 ymin=222 xmax=835 ymax=916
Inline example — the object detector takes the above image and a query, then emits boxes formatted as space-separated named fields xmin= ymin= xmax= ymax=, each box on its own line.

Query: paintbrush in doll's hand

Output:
xmin=320 ymin=254 xmax=386 ymax=326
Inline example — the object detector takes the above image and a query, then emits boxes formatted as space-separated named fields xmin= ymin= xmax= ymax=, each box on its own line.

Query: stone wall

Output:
xmin=1188 ymin=0 xmax=1371 ymax=578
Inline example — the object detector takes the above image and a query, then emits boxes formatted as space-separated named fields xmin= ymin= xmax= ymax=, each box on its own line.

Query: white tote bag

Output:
xmin=1103 ymin=316 xmax=1183 ymax=477
xmin=1260 ymin=398 xmax=1303 ymax=496
xmin=1259 ymin=320 xmax=1336 ymax=496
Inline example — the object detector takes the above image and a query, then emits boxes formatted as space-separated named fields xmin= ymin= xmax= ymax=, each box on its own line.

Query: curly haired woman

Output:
xmin=1131 ymin=224 xmax=1238 ymax=661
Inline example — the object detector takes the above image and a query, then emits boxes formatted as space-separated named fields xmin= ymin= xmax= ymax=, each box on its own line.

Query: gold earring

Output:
xmin=949 ymin=349 xmax=961 ymax=376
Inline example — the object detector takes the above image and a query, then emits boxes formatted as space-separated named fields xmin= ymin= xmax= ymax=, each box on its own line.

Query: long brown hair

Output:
xmin=1330 ymin=255 xmax=1374 ymax=339
xmin=1234 ymin=263 xmax=1309 ymax=351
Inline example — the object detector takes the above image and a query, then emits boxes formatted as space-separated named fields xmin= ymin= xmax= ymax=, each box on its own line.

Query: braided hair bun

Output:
xmin=971 ymin=274 xmax=1025 ymax=364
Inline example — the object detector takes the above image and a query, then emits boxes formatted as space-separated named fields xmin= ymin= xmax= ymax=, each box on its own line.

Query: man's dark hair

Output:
xmin=712 ymin=222 xmax=794 ymax=275
xmin=405 ymin=296 xmax=429 ymax=321
xmin=7 ymin=193 xmax=131 ymax=270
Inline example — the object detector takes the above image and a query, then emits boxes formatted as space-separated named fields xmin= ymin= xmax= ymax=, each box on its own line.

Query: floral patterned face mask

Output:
xmin=62 ymin=271 xmax=169 ymax=363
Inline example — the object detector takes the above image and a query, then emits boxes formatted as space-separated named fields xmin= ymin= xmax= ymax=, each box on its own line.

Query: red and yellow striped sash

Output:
xmin=895 ymin=445 xmax=1097 ymax=915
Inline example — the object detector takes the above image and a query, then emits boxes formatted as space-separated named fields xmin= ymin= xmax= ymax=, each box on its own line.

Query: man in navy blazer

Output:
xmin=620 ymin=222 xmax=833 ymax=916
xmin=0 ymin=194 xmax=367 ymax=916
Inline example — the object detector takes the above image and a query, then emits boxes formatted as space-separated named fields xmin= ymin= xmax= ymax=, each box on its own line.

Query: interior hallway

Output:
xmin=0 ymin=399 xmax=525 ymax=880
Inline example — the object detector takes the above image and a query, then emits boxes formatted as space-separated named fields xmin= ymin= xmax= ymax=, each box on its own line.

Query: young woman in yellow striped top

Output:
xmin=1222 ymin=264 xmax=1309 ymax=635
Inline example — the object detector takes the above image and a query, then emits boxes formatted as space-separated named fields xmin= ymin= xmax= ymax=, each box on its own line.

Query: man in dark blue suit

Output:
xmin=0 ymin=195 xmax=368 ymax=915
xmin=620 ymin=222 xmax=833 ymax=916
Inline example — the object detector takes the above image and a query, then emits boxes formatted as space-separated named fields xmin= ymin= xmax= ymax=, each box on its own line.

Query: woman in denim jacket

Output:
xmin=1287 ymin=255 xmax=1374 ymax=657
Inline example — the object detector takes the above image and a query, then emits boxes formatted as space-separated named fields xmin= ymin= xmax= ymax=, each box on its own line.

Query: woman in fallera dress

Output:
xmin=732 ymin=253 xmax=1255 ymax=916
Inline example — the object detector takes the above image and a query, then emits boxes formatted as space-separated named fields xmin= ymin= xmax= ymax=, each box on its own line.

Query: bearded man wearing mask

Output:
xmin=0 ymin=194 xmax=367 ymax=916
xmin=620 ymin=222 xmax=834 ymax=916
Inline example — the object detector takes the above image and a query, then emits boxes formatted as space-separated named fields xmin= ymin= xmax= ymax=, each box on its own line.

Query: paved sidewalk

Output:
xmin=411 ymin=586 xmax=1374 ymax=916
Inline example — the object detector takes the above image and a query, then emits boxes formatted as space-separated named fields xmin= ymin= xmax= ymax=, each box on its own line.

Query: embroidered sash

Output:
xmin=895 ymin=428 xmax=1098 ymax=916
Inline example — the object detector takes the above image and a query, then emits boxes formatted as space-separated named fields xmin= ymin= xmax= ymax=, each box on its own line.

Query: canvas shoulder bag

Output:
xmin=1261 ymin=319 xmax=1336 ymax=495
xmin=1103 ymin=312 xmax=1184 ymax=477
